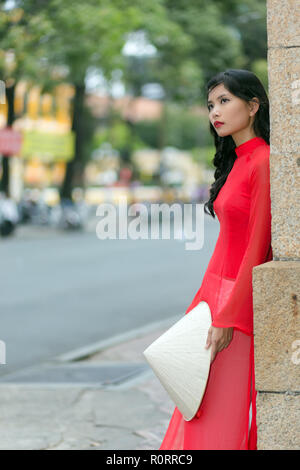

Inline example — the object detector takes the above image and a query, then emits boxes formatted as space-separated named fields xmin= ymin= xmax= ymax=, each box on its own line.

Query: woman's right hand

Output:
xmin=205 ymin=325 xmax=233 ymax=363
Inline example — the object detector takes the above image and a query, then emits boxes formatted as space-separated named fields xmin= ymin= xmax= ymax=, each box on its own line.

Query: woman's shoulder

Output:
xmin=249 ymin=142 xmax=270 ymax=183
xmin=252 ymin=140 xmax=270 ymax=158
xmin=250 ymin=142 xmax=270 ymax=167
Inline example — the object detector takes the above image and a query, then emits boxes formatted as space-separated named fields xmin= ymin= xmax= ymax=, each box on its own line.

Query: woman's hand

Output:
xmin=205 ymin=325 xmax=233 ymax=363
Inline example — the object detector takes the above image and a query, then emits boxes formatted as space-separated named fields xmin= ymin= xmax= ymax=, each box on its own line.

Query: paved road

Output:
xmin=0 ymin=213 xmax=219 ymax=377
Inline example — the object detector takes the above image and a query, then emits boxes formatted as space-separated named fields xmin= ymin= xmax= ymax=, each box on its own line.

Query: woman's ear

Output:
xmin=249 ymin=97 xmax=260 ymax=116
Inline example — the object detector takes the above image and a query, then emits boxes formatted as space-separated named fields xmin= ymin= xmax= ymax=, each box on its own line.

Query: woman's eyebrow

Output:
xmin=207 ymin=94 xmax=229 ymax=105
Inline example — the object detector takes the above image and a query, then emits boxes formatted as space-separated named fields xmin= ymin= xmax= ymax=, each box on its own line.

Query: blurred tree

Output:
xmin=251 ymin=58 xmax=268 ymax=92
xmin=123 ymin=0 xmax=245 ymax=150
xmin=212 ymin=0 xmax=267 ymax=69
xmin=161 ymin=0 xmax=245 ymax=91
xmin=92 ymin=116 xmax=144 ymax=159
xmin=2 ymin=0 xmax=267 ymax=196
xmin=133 ymin=109 xmax=211 ymax=151
xmin=21 ymin=0 xmax=199 ymax=197
xmin=19 ymin=0 xmax=144 ymax=199
xmin=0 ymin=4 xmax=48 ymax=195
xmin=124 ymin=0 xmax=245 ymax=101
xmin=165 ymin=106 xmax=211 ymax=149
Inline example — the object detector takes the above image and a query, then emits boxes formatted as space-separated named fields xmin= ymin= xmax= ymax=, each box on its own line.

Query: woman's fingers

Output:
xmin=205 ymin=326 xmax=233 ymax=363
xmin=205 ymin=327 xmax=212 ymax=349
xmin=218 ymin=338 xmax=231 ymax=352
xmin=210 ymin=340 xmax=218 ymax=363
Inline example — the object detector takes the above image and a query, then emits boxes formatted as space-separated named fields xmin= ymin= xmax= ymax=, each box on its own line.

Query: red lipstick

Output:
xmin=214 ymin=121 xmax=224 ymax=128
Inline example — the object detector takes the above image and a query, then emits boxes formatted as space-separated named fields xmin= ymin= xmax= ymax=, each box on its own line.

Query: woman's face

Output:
xmin=207 ymin=83 xmax=259 ymax=141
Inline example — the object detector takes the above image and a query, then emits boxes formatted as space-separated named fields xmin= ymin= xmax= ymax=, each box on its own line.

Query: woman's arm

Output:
xmin=211 ymin=149 xmax=272 ymax=335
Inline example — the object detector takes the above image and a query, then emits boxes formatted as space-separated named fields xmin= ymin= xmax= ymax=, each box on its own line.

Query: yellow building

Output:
xmin=0 ymin=80 xmax=75 ymax=198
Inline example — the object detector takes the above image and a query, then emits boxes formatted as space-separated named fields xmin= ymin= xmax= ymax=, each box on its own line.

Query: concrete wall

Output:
xmin=253 ymin=0 xmax=300 ymax=450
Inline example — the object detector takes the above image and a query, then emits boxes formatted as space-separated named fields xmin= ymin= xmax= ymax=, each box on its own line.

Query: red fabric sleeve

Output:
xmin=211 ymin=151 xmax=272 ymax=334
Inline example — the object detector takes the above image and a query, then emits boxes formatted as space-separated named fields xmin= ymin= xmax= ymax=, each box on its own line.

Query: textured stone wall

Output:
xmin=253 ymin=0 xmax=300 ymax=450
xmin=253 ymin=262 xmax=300 ymax=449
xmin=267 ymin=0 xmax=300 ymax=259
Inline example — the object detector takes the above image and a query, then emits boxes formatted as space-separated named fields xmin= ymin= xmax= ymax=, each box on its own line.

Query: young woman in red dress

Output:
xmin=159 ymin=69 xmax=272 ymax=450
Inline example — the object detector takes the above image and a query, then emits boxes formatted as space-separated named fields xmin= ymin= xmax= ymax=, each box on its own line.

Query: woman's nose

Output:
xmin=212 ymin=108 xmax=220 ymax=118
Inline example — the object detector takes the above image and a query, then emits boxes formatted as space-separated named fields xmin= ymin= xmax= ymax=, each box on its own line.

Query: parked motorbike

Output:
xmin=50 ymin=199 xmax=84 ymax=230
xmin=0 ymin=195 xmax=19 ymax=237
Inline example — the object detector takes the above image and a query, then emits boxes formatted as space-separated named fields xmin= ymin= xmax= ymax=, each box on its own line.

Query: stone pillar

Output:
xmin=252 ymin=0 xmax=300 ymax=450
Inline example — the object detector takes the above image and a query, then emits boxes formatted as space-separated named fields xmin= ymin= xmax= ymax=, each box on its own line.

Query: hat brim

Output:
xmin=143 ymin=301 xmax=212 ymax=421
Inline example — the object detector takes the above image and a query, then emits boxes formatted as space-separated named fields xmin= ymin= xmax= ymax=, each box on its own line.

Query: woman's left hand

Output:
xmin=205 ymin=326 xmax=233 ymax=363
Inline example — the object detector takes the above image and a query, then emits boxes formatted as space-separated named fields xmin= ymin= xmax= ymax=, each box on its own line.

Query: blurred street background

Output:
xmin=0 ymin=218 xmax=219 ymax=377
xmin=0 ymin=0 xmax=269 ymax=449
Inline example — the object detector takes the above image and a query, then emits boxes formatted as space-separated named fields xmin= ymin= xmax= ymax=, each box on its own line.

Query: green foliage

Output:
xmin=22 ymin=0 xmax=142 ymax=84
xmin=81 ymin=103 xmax=98 ymax=165
xmin=93 ymin=106 xmax=213 ymax=157
xmin=251 ymin=59 xmax=268 ymax=93
xmin=131 ymin=106 xmax=212 ymax=151
xmin=133 ymin=120 xmax=159 ymax=149
xmin=211 ymin=0 xmax=267 ymax=69
xmin=1 ymin=0 xmax=269 ymax=194
xmin=1 ymin=0 xmax=268 ymax=108
xmin=0 ymin=5 xmax=48 ymax=83
xmin=191 ymin=146 xmax=216 ymax=169
xmin=160 ymin=0 xmax=245 ymax=95
xmin=92 ymin=119 xmax=145 ymax=156
xmin=164 ymin=106 xmax=211 ymax=149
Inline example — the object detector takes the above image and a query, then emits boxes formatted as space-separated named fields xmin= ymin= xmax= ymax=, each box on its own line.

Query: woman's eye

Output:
xmin=207 ymin=98 xmax=228 ymax=111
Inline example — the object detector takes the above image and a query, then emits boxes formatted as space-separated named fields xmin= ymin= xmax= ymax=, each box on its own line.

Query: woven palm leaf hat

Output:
xmin=143 ymin=301 xmax=212 ymax=421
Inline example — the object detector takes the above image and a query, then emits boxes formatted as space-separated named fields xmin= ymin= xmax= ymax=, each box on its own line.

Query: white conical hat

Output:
xmin=143 ymin=301 xmax=211 ymax=421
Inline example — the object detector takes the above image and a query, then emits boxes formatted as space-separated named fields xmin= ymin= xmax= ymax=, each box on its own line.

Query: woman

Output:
xmin=159 ymin=69 xmax=273 ymax=450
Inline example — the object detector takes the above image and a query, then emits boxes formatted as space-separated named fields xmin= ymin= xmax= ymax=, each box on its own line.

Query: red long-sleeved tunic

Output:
xmin=159 ymin=136 xmax=272 ymax=450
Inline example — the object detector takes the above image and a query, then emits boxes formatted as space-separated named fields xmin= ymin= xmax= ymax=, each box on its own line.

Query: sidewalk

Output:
xmin=0 ymin=325 xmax=175 ymax=450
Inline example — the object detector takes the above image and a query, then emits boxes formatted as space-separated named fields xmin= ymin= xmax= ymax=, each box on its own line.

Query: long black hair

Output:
xmin=204 ymin=69 xmax=270 ymax=218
